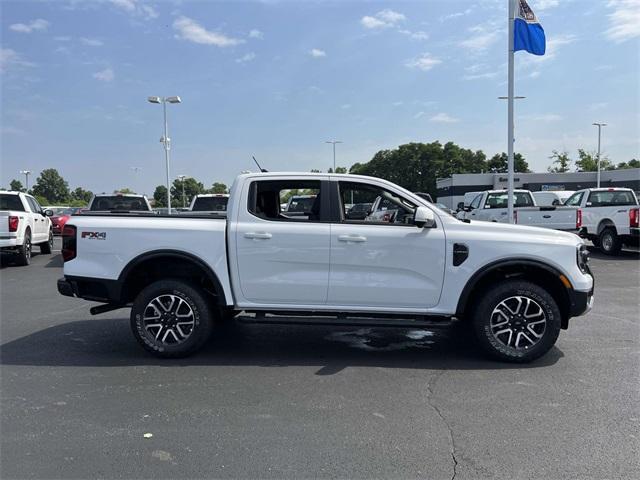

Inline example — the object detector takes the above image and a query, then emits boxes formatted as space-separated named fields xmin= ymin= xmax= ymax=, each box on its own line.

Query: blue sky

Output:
xmin=1 ymin=0 xmax=639 ymax=195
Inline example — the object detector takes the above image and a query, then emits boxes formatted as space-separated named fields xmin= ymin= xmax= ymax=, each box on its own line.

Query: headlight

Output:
xmin=577 ymin=244 xmax=590 ymax=274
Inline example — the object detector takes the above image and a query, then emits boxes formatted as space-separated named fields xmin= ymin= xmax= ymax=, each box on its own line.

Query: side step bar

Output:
xmin=236 ymin=313 xmax=457 ymax=329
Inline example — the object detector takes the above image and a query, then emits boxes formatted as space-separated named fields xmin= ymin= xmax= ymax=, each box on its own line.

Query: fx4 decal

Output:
xmin=81 ymin=231 xmax=107 ymax=240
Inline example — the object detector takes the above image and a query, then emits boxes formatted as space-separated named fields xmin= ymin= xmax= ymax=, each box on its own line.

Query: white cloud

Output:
xmin=309 ymin=48 xmax=326 ymax=58
xmin=9 ymin=19 xmax=49 ymax=34
xmin=236 ymin=52 xmax=256 ymax=63
xmin=93 ymin=67 xmax=114 ymax=82
xmin=399 ymin=29 xmax=429 ymax=40
xmin=248 ymin=29 xmax=263 ymax=39
xmin=360 ymin=9 xmax=405 ymax=29
xmin=522 ymin=34 xmax=577 ymax=64
xmin=528 ymin=70 xmax=541 ymax=78
xmin=605 ymin=0 xmax=640 ymax=43
xmin=341 ymin=104 xmax=351 ymax=109
xmin=459 ymin=24 xmax=501 ymax=52
xmin=536 ymin=0 xmax=560 ymax=10
xmin=108 ymin=0 xmax=158 ymax=19
xmin=0 ymin=48 xmax=35 ymax=73
xmin=440 ymin=8 xmax=473 ymax=22
xmin=173 ymin=16 xmax=244 ymax=47
xmin=405 ymin=53 xmax=441 ymax=71
xmin=430 ymin=112 xmax=459 ymax=123
xmin=464 ymin=71 xmax=499 ymax=80
xmin=589 ymin=102 xmax=609 ymax=111
xmin=414 ymin=111 xmax=426 ymax=119
xmin=1 ymin=126 xmax=26 ymax=135
xmin=80 ymin=37 xmax=104 ymax=46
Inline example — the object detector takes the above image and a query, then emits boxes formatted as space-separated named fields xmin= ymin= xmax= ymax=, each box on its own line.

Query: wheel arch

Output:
xmin=456 ymin=258 xmax=572 ymax=329
xmin=117 ymin=250 xmax=227 ymax=306
xmin=597 ymin=218 xmax=616 ymax=235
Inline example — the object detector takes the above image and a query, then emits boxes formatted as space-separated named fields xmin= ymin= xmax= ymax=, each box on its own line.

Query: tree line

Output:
xmin=5 ymin=143 xmax=637 ymax=206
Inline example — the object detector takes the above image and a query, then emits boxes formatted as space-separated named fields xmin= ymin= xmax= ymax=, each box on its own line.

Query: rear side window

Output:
xmin=192 ymin=197 xmax=228 ymax=212
xmin=587 ymin=190 xmax=638 ymax=207
xmin=90 ymin=196 xmax=149 ymax=211
xmin=0 ymin=194 xmax=25 ymax=211
xmin=485 ymin=192 xmax=534 ymax=208
xmin=248 ymin=180 xmax=322 ymax=222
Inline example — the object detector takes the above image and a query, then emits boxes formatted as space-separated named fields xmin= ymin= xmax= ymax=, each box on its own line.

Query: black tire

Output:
xmin=599 ymin=228 xmax=621 ymax=255
xmin=472 ymin=280 xmax=561 ymax=363
xmin=130 ymin=279 xmax=215 ymax=358
xmin=15 ymin=229 xmax=32 ymax=266
xmin=40 ymin=229 xmax=53 ymax=254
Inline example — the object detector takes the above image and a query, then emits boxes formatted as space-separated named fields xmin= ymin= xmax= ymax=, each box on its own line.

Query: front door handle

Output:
xmin=244 ymin=232 xmax=272 ymax=240
xmin=338 ymin=234 xmax=367 ymax=243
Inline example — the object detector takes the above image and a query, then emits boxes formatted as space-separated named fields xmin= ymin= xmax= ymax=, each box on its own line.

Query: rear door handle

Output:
xmin=244 ymin=232 xmax=272 ymax=240
xmin=338 ymin=234 xmax=367 ymax=243
xmin=543 ymin=215 xmax=551 ymax=218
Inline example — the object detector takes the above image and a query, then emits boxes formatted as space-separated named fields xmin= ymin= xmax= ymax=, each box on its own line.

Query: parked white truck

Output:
xmin=58 ymin=172 xmax=594 ymax=363
xmin=462 ymin=189 xmax=578 ymax=231
xmin=1 ymin=191 xmax=54 ymax=265
xmin=565 ymin=187 xmax=639 ymax=255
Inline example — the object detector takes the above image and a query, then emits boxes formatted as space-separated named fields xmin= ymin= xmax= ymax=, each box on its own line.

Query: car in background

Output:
xmin=88 ymin=193 xmax=152 ymax=212
xmin=44 ymin=207 xmax=78 ymax=235
xmin=189 ymin=194 xmax=229 ymax=214
xmin=413 ymin=192 xmax=433 ymax=203
xmin=434 ymin=202 xmax=456 ymax=216
xmin=283 ymin=195 xmax=316 ymax=215
xmin=345 ymin=202 xmax=372 ymax=220
xmin=533 ymin=190 xmax=575 ymax=206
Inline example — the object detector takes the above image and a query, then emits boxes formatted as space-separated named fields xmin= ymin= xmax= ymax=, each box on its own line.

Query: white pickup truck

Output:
xmin=565 ymin=187 xmax=639 ymax=255
xmin=57 ymin=172 xmax=594 ymax=363
xmin=1 ymin=191 xmax=54 ymax=265
xmin=463 ymin=189 xmax=579 ymax=231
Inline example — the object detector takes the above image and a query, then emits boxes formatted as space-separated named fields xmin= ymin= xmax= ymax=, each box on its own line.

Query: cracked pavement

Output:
xmin=1 ymin=240 xmax=639 ymax=479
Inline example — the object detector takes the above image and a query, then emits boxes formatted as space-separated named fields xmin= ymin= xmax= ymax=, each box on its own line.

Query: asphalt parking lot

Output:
xmin=1 ymin=238 xmax=639 ymax=479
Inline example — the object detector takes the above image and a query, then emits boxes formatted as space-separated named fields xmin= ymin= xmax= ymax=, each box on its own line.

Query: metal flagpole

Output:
xmin=507 ymin=0 xmax=516 ymax=224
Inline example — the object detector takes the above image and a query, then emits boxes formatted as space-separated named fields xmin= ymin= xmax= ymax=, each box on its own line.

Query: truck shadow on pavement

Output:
xmin=0 ymin=317 xmax=563 ymax=373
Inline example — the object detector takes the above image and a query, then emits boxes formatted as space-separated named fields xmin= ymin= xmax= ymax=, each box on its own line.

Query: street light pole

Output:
xmin=148 ymin=96 xmax=181 ymax=213
xmin=592 ymin=122 xmax=607 ymax=188
xmin=177 ymin=174 xmax=187 ymax=208
xmin=19 ymin=170 xmax=31 ymax=191
xmin=325 ymin=140 xmax=343 ymax=172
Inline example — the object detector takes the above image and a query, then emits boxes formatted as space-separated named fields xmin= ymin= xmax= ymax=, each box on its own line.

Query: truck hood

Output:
xmin=453 ymin=219 xmax=583 ymax=247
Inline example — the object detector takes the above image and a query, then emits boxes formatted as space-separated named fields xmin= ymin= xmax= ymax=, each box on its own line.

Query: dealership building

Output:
xmin=436 ymin=168 xmax=640 ymax=209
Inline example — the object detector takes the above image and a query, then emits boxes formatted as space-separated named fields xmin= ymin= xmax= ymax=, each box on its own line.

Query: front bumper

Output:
xmin=569 ymin=288 xmax=594 ymax=317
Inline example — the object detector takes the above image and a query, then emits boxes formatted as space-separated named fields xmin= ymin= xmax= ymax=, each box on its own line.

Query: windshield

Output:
xmin=90 ymin=196 xmax=149 ymax=211
xmin=192 ymin=197 xmax=228 ymax=212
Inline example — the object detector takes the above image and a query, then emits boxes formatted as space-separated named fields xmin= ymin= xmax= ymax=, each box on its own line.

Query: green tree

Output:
xmin=153 ymin=185 xmax=168 ymax=208
xmin=209 ymin=182 xmax=228 ymax=194
xmin=614 ymin=159 xmax=640 ymax=169
xmin=487 ymin=153 xmax=530 ymax=173
xmin=333 ymin=166 xmax=348 ymax=173
xmin=575 ymin=149 xmax=612 ymax=172
xmin=71 ymin=187 xmax=93 ymax=204
xmin=548 ymin=150 xmax=571 ymax=173
xmin=172 ymin=177 xmax=206 ymax=207
xmin=310 ymin=169 xmax=321 ymax=173
xmin=115 ymin=188 xmax=135 ymax=194
xmin=9 ymin=179 xmax=25 ymax=192
xmin=31 ymin=169 xmax=70 ymax=204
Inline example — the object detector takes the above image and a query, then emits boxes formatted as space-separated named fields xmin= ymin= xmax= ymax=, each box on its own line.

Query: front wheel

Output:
xmin=130 ymin=279 xmax=215 ymax=358
xmin=40 ymin=230 xmax=53 ymax=254
xmin=599 ymin=228 xmax=621 ymax=255
xmin=472 ymin=280 xmax=561 ymax=363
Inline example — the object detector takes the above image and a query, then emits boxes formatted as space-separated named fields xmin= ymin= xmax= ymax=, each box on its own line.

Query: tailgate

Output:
xmin=517 ymin=207 xmax=578 ymax=231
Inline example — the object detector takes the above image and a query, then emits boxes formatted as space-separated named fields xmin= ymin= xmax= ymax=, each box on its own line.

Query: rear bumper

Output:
xmin=0 ymin=237 xmax=20 ymax=251
xmin=58 ymin=276 xmax=122 ymax=303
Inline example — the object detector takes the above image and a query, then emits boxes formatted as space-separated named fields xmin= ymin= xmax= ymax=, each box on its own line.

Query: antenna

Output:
xmin=252 ymin=156 xmax=268 ymax=172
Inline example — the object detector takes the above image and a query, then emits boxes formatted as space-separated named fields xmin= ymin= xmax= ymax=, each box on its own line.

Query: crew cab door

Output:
xmin=327 ymin=180 xmax=446 ymax=310
xmin=25 ymin=196 xmax=48 ymax=243
xmin=232 ymin=177 xmax=331 ymax=306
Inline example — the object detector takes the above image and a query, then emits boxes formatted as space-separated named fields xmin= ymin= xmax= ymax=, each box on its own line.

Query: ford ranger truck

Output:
xmin=57 ymin=172 xmax=594 ymax=363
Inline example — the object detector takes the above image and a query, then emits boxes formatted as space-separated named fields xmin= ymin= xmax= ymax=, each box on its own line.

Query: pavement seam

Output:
xmin=426 ymin=369 xmax=458 ymax=480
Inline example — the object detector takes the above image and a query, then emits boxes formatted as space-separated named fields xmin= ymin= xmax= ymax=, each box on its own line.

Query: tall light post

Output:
xmin=325 ymin=140 xmax=343 ymax=172
xmin=148 ymin=96 xmax=181 ymax=213
xmin=177 ymin=174 xmax=187 ymax=208
xmin=592 ymin=122 xmax=607 ymax=188
xmin=19 ymin=170 xmax=31 ymax=191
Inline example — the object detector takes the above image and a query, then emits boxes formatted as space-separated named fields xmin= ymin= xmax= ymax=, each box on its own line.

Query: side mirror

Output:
xmin=414 ymin=206 xmax=436 ymax=228
xmin=457 ymin=202 xmax=465 ymax=211
xmin=44 ymin=209 xmax=53 ymax=217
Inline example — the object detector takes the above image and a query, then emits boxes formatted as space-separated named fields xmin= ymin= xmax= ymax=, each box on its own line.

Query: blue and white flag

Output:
xmin=514 ymin=0 xmax=546 ymax=55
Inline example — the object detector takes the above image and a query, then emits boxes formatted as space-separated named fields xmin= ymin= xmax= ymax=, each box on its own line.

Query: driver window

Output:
xmin=565 ymin=192 xmax=583 ymax=206
xmin=339 ymin=182 xmax=416 ymax=225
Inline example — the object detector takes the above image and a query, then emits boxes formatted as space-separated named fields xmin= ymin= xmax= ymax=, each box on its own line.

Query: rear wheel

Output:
xmin=130 ymin=279 xmax=215 ymax=358
xmin=472 ymin=280 xmax=561 ymax=363
xmin=40 ymin=230 xmax=53 ymax=254
xmin=15 ymin=230 xmax=32 ymax=266
xmin=599 ymin=228 xmax=621 ymax=255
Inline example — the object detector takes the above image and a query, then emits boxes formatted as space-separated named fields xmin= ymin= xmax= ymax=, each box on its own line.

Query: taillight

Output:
xmin=61 ymin=225 xmax=77 ymax=262
xmin=8 ymin=216 xmax=19 ymax=232
xmin=631 ymin=208 xmax=639 ymax=228
xmin=576 ymin=209 xmax=582 ymax=229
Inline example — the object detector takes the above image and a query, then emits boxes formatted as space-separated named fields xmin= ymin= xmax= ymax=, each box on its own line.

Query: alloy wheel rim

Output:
xmin=142 ymin=294 xmax=195 ymax=346
xmin=602 ymin=233 xmax=613 ymax=251
xmin=25 ymin=237 xmax=31 ymax=259
xmin=490 ymin=296 xmax=547 ymax=350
